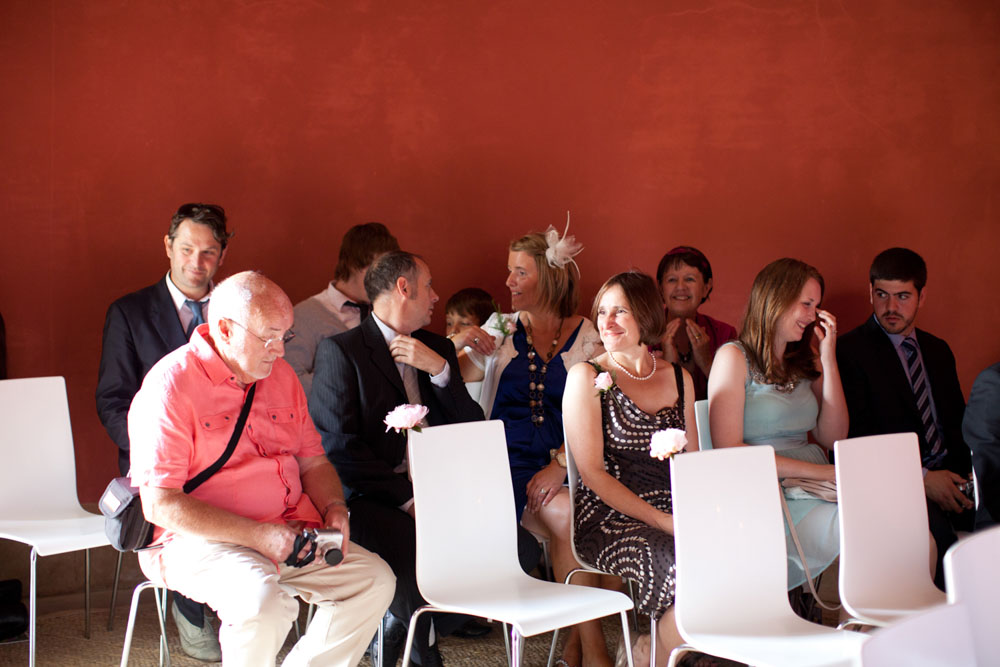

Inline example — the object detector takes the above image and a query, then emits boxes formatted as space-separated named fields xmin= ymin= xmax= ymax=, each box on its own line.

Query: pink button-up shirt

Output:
xmin=128 ymin=324 xmax=325 ymax=555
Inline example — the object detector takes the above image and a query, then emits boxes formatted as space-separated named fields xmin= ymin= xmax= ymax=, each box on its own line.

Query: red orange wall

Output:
xmin=2 ymin=1 xmax=998 ymax=501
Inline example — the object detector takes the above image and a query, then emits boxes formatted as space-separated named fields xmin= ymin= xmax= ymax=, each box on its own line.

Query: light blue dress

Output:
xmin=728 ymin=342 xmax=840 ymax=590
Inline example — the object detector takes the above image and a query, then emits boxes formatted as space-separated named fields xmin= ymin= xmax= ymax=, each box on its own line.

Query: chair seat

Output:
xmin=423 ymin=575 xmax=633 ymax=638
xmin=0 ymin=515 xmax=109 ymax=556
xmin=684 ymin=626 xmax=868 ymax=667
xmin=844 ymin=588 xmax=947 ymax=627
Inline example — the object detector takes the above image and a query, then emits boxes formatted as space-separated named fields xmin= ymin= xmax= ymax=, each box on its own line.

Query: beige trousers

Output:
xmin=142 ymin=537 xmax=394 ymax=666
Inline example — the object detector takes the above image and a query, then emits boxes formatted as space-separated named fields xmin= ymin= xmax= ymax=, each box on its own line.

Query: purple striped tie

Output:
xmin=901 ymin=337 xmax=945 ymax=467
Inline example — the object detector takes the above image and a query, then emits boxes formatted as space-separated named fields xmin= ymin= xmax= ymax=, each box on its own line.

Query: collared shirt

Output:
xmin=129 ymin=323 xmax=325 ymax=551
xmin=285 ymin=282 xmax=365 ymax=396
xmin=164 ymin=271 xmax=211 ymax=335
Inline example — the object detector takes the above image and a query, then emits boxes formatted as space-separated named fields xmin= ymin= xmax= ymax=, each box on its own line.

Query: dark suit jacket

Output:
xmin=963 ymin=362 xmax=1000 ymax=528
xmin=837 ymin=315 xmax=970 ymax=476
xmin=309 ymin=315 xmax=484 ymax=505
xmin=96 ymin=277 xmax=189 ymax=474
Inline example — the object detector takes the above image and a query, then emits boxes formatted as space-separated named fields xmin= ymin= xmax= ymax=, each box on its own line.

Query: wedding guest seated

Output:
xmin=708 ymin=258 xmax=844 ymax=603
xmin=655 ymin=246 xmax=737 ymax=400
xmin=563 ymin=271 xmax=697 ymax=665
xmin=444 ymin=287 xmax=496 ymax=401
xmin=460 ymin=224 xmax=611 ymax=667
xmin=285 ymin=222 xmax=399 ymax=397
xmin=129 ymin=271 xmax=394 ymax=665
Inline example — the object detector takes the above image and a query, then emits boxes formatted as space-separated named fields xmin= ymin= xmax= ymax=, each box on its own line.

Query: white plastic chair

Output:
xmin=944 ymin=523 xmax=1000 ymax=664
xmin=403 ymin=420 xmax=636 ymax=667
xmin=859 ymin=601 xmax=975 ymax=667
xmin=0 ymin=376 xmax=111 ymax=667
xmin=668 ymin=446 xmax=868 ymax=667
xmin=119 ymin=581 xmax=171 ymax=667
xmin=834 ymin=433 xmax=946 ymax=628
xmin=546 ymin=434 xmax=645 ymax=667
xmin=693 ymin=399 xmax=711 ymax=450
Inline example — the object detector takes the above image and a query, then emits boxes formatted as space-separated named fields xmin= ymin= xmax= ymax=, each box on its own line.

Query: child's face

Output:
xmin=445 ymin=310 xmax=479 ymax=337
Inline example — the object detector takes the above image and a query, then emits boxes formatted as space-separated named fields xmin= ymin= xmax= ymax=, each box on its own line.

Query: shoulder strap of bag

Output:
xmin=183 ymin=383 xmax=257 ymax=494
xmin=778 ymin=485 xmax=841 ymax=612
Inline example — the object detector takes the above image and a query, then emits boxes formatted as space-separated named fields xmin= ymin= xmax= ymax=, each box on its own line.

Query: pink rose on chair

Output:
xmin=384 ymin=404 xmax=429 ymax=433
xmin=594 ymin=371 xmax=614 ymax=394
xmin=649 ymin=428 xmax=687 ymax=460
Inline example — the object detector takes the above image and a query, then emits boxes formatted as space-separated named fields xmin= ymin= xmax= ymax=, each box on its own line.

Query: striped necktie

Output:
xmin=185 ymin=299 xmax=206 ymax=339
xmin=901 ymin=337 xmax=945 ymax=467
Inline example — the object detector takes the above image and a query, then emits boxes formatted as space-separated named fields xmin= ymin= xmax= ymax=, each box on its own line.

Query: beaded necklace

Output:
xmin=525 ymin=316 xmax=564 ymax=427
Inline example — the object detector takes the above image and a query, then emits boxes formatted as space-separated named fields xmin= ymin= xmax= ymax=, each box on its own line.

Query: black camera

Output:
xmin=285 ymin=528 xmax=344 ymax=568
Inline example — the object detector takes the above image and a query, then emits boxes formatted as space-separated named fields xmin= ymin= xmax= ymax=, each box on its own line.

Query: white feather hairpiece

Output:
xmin=544 ymin=211 xmax=583 ymax=274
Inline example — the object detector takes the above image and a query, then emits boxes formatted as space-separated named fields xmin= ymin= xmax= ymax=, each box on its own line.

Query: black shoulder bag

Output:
xmin=99 ymin=383 xmax=257 ymax=552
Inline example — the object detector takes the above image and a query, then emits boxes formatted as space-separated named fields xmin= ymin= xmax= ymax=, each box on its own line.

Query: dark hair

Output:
xmin=364 ymin=250 xmax=421 ymax=302
xmin=333 ymin=222 xmax=400 ymax=283
xmin=869 ymin=247 xmax=927 ymax=292
xmin=591 ymin=271 xmax=666 ymax=346
xmin=738 ymin=258 xmax=823 ymax=385
xmin=445 ymin=288 xmax=494 ymax=326
xmin=509 ymin=232 xmax=581 ymax=318
xmin=655 ymin=246 xmax=714 ymax=303
xmin=168 ymin=203 xmax=232 ymax=250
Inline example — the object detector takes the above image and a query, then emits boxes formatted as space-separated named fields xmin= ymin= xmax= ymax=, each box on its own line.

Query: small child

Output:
xmin=444 ymin=287 xmax=494 ymax=341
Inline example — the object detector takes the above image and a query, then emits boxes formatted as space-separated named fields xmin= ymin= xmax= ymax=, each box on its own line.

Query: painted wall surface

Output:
xmin=1 ymin=1 xmax=998 ymax=501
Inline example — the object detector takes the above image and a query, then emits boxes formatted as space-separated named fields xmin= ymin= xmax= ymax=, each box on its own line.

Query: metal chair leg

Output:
xmin=84 ymin=548 xmax=92 ymax=639
xmin=121 ymin=581 xmax=171 ymax=667
xmin=627 ymin=579 xmax=640 ymax=631
xmin=400 ymin=607 xmax=432 ymax=667
xmin=109 ymin=550 xmax=124 ymax=631
xmin=621 ymin=610 xmax=635 ymax=667
xmin=648 ymin=613 xmax=657 ymax=667
xmin=29 ymin=547 xmax=37 ymax=667
xmin=509 ymin=625 xmax=524 ymax=667
xmin=375 ymin=614 xmax=384 ymax=667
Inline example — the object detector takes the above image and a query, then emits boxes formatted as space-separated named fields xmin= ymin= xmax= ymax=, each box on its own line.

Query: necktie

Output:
xmin=402 ymin=365 xmax=428 ymax=428
xmin=901 ymin=337 xmax=945 ymax=467
xmin=185 ymin=299 xmax=205 ymax=339
xmin=345 ymin=300 xmax=371 ymax=321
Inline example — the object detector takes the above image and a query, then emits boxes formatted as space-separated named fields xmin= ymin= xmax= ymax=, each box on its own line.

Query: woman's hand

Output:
xmin=525 ymin=461 xmax=567 ymax=514
xmin=450 ymin=325 xmax=496 ymax=356
xmin=685 ymin=318 xmax=713 ymax=371
xmin=661 ymin=318 xmax=682 ymax=364
xmin=814 ymin=309 xmax=838 ymax=361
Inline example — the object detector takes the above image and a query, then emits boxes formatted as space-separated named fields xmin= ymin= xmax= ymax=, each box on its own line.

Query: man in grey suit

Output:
xmin=96 ymin=203 xmax=230 ymax=661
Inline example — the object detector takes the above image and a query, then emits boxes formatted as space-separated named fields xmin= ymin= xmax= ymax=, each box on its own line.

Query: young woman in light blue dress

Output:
xmin=708 ymin=258 xmax=846 ymax=591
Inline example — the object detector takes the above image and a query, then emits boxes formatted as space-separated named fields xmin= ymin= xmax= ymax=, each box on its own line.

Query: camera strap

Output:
xmin=183 ymin=383 xmax=257 ymax=494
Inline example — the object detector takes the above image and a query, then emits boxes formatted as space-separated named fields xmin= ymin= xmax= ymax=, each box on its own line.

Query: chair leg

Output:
xmin=84 ymin=548 xmax=92 ymax=639
xmin=29 ymin=547 xmax=37 ymax=667
xmin=666 ymin=644 xmax=694 ymax=667
xmin=509 ymin=625 xmax=524 ymax=667
xmin=504 ymin=622 xmax=512 ymax=664
xmin=375 ymin=613 xmax=384 ymax=667
xmin=541 ymin=540 xmax=553 ymax=581
xmin=648 ymin=613 xmax=656 ymax=667
xmin=627 ymin=580 xmax=640 ymax=631
xmin=121 ymin=581 xmax=171 ymax=667
xmin=546 ymin=624 xmax=558 ymax=667
xmin=153 ymin=587 xmax=171 ymax=667
xmin=109 ymin=550 xmax=124 ymax=631
xmin=620 ymin=610 xmax=635 ymax=667
xmin=401 ymin=606 xmax=433 ymax=667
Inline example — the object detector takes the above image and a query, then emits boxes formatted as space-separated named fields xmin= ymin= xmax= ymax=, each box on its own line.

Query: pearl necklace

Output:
xmin=609 ymin=351 xmax=657 ymax=381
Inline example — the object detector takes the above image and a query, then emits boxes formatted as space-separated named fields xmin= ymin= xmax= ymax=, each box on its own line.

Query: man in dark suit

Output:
xmin=837 ymin=247 xmax=973 ymax=588
xmin=96 ymin=203 xmax=231 ymax=661
xmin=963 ymin=361 xmax=1000 ymax=530
xmin=310 ymin=251 xmax=537 ymax=666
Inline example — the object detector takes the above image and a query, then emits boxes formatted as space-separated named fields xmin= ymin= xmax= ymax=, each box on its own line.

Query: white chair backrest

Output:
xmin=835 ymin=433 xmax=934 ymax=606
xmin=408 ymin=420 xmax=525 ymax=593
xmin=860 ymin=602 xmax=975 ymax=667
xmin=562 ymin=429 xmax=600 ymax=571
xmin=0 ymin=377 xmax=85 ymax=517
xmin=693 ymin=399 xmax=711 ymax=450
xmin=669 ymin=446 xmax=791 ymax=631
xmin=944 ymin=524 xmax=1000 ymax=663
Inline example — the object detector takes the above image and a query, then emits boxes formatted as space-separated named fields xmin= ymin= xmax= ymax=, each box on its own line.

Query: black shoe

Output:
xmin=410 ymin=642 xmax=444 ymax=667
xmin=370 ymin=611 xmax=407 ymax=667
xmin=451 ymin=618 xmax=492 ymax=639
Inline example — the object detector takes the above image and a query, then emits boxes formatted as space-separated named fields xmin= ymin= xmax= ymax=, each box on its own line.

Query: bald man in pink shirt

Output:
xmin=129 ymin=271 xmax=393 ymax=666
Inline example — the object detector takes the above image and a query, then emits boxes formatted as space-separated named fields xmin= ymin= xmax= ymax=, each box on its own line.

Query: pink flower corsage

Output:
xmin=594 ymin=371 xmax=614 ymax=395
xmin=384 ymin=404 xmax=429 ymax=433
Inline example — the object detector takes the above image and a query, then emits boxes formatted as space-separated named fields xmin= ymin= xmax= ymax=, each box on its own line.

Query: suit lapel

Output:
xmin=361 ymin=316 xmax=406 ymax=398
xmin=864 ymin=317 xmax=922 ymax=424
xmin=153 ymin=278 xmax=189 ymax=349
